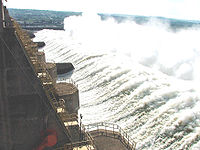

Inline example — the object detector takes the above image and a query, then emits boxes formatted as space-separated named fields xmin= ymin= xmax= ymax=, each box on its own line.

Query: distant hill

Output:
xmin=99 ymin=13 xmax=200 ymax=31
xmin=8 ymin=8 xmax=200 ymax=31
xmin=8 ymin=8 xmax=82 ymax=30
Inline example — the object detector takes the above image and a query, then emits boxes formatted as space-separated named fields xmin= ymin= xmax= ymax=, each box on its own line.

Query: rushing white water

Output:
xmin=34 ymin=14 xmax=200 ymax=150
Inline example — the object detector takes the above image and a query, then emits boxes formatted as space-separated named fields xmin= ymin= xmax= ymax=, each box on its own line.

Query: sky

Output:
xmin=5 ymin=0 xmax=200 ymax=20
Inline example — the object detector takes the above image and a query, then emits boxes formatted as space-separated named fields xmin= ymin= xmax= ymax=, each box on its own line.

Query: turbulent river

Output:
xmin=34 ymin=14 xmax=200 ymax=150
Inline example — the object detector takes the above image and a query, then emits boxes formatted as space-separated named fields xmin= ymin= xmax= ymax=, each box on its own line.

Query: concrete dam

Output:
xmin=0 ymin=1 xmax=135 ymax=150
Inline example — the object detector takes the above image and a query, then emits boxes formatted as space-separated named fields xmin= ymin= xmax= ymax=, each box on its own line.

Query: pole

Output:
xmin=80 ymin=114 xmax=83 ymax=141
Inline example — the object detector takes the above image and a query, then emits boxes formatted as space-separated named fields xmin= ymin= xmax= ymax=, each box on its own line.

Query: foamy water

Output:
xmin=34 ymin=14 xmax=200 ymax=149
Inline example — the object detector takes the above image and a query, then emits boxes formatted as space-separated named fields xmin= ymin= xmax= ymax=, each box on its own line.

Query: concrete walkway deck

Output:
xmin=93 ymin=135 xmax=127 ymax=150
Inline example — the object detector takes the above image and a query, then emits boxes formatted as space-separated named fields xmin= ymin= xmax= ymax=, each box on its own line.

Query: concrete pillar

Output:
xmin=55 ymin=83 xmax=80 ymax=114
xmin=4 ymin=6 xmax=13 ymax=28
xmin=0 ymin=0 xmax=3 ymax=31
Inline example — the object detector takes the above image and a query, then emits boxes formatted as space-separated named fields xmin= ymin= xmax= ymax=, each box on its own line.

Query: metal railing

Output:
xmin=85 ymin=122 xmax=136 ymax=150
xmin=54 ymin=124 xmax=96 ymax=150
xmin=81 ymin=124 xmax=96 ymax=149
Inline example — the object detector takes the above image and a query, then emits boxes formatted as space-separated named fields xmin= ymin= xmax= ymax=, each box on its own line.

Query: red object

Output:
xmin=35 ymin=129 xmax=57 ymax=150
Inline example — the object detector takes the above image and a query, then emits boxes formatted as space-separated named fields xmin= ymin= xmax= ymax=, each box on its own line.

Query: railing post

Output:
xmin=113 ymin=124 xmax=115 ymax=138
xmin=97 ymin=123 xmax=99 ymax=136
xmin=128 ymin=137 xmax=129 ymax=148
xmin=119 ymin=127 xmax=121 ymax=139
xmin=100 ymin=123 xmax=102 ymax=136
xmin=105 ymin=124 xmax=107 ymax=136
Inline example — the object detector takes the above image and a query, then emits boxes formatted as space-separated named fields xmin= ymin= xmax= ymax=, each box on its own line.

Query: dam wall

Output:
xmin=0 ymin=4 xmax=71 ymax=150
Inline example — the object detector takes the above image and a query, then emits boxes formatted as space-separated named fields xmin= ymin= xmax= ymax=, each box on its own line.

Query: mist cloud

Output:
xmin=64 ymin=13 xmax=200 ymax=82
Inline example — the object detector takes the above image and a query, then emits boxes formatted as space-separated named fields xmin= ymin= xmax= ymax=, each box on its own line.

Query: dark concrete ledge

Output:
xmin=56 ymin=63 xmax=75 ymax=75
xmin=34 ymin=42 xmax=46 ymax=48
